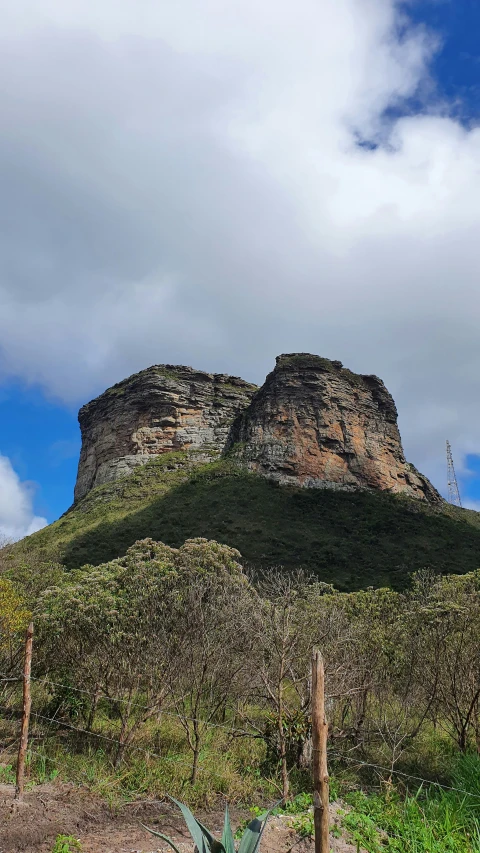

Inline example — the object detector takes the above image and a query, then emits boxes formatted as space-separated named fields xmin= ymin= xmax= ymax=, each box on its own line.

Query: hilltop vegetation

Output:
xmin=2 ymin=536 xmax=480 ymax=851
xmin=12 ymin=451 xmax=480 ymax=589
xmin=3 ymin=366 xmax=480 ymax=849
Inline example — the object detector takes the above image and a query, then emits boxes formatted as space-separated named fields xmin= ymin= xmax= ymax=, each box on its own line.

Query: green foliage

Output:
xmin=261 ymin=709 xmax=310 ymax=775
xmin=287 ymin=810 xmax=314 ymax=838
xmin=12 ymin=452 xmax=480 ymax=590
xmin=343 ymin=789 xmax=480 ymax=852
xmin=27 ymin=750 xmax=59 ymax=784
xmin=0 ymin=576 xmax=31 ymax=677
xmin=235 ymin=794 xmax=316 ymax=840
xmin=50 ymin=836 xmax=82 ymax=853
xmin=281 ymin=792 xmax=313 ymax=813
xmin=1 ymin=557 xmax=65 ymax=604
xmin=34 ymin=537 xmax=260 ymax=778
xmin=45 ymin=677 xmax=89 ymax=722
xmin=0 ymin=577 xmax=31 ymax=650
xmin=20 ymin=728 xmax=268 ymax=807
xmin=37 ymin=535 xmax=247 ymax=667
xmin=4 ymin=517 xmax=480 ymax=837
xmin=342 ymin=756 xmax=480 ymax=853
xmin=143 ymin=797 xmax=279 ymax=853
xmin=0 ymin=763 xmax=15 ymax=783
xmin=452 ymin=752 xmax=480 ymax=799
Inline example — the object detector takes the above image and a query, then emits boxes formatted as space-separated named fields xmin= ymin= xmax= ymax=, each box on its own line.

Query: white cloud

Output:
xmin=0 ymin=0 xmax=478 ymax=492
xmin=0 ymin=455 xmax=47 ymax=542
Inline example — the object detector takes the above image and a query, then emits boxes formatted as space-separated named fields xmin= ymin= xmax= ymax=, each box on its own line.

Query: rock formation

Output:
xmin=74 ymin=354 xmax=441 ymax=504
xmin=74 ymin=365 xmax=257 ymax=501
xmin=226 ymin=354 xmax=441 ymax=502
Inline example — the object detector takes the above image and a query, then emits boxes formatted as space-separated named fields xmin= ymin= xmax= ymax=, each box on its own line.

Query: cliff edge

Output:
xmin=74 ymin=354 xmax=441 ymax=504
xmin=226 ymin=354 xmax=440 ymax=501
xmin=74 ymin=365 xmax=257 ymax=501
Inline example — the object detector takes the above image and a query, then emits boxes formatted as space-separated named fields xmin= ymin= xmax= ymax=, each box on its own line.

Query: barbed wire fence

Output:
xmin=2 ymin=636 xmax=480 ymax=808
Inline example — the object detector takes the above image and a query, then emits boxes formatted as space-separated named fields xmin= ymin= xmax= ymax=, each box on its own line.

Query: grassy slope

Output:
xmin=19 ymin=451 xmax=480 ymax=590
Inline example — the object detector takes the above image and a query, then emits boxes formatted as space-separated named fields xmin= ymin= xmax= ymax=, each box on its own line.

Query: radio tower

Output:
xmin=446 ymin=440 xmax=462 ymax=507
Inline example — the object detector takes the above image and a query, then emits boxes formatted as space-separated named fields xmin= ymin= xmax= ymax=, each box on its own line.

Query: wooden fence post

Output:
xmin=15 ymin=622 xmax=34 ymax=801
xmin=312 ymin=648 xmax=329 ymax=853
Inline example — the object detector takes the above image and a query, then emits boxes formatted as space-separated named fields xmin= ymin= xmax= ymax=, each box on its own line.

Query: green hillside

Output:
xmin=14 ymin=450 xmax=480 ymax=590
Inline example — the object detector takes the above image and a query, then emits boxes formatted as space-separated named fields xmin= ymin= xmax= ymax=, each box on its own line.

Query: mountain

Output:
xmin=74 ymin=363 xmax=257 ymax=501
xmin=74 ymin=352 xmax=439 ymax=503
xmin=13 ymin=354 xmax=480 ymax=590
xmin=226 ymin=353 xmax=440 ymax=500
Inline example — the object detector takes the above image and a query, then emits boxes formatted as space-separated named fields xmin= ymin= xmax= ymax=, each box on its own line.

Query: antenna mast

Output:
xmin=446 ymin=440 xmax=462 ymax=507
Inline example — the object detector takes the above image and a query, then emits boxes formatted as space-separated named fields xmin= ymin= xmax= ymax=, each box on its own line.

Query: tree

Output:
xmin=38 ymin=539 xmax=184 ymax=765
xmin=37 ymin=537 xmax=260 ymax=774
xmin=247 ymin=571 xmax=333 ymax=799
xmin=407 ymin=570 xmax=480 ymax=752
xmin=164 ymin=539 xmax=261 ymax=784
xmin=0 ymin=577 xmax=31 ymax=700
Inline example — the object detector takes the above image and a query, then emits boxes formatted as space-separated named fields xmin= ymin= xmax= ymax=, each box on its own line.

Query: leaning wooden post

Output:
xmin=15 ymin=622 xmax=34 ymax=800
xmin=311 ymin=648 xmax=329 ymax=853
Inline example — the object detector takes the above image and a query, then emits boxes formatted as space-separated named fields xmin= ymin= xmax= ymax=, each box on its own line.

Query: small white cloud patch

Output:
xmin=0 ymin=454 xmax=47 ymax=542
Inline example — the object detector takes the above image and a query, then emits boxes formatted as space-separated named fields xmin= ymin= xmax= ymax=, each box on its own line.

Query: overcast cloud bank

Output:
xmin=0 ymin=0 xmax=479 ymax=493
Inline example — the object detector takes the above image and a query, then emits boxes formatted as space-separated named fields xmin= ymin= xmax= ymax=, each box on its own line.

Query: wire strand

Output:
xmin=30 ymin=711 xmax=197 ymax=771
xmin=327 ymin=748 xmax=480 ymax=802
xmin=29 ymin=674 xmax=257 ymax=737
xmin=28 ymin=710 xmax=480 ymax=803
xmin=7 ymin=676 xmax=480 ymax=803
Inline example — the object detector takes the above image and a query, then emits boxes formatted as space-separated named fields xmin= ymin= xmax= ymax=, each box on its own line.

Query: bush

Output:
xmin=50 ymin=837 xmax=82 ymax=853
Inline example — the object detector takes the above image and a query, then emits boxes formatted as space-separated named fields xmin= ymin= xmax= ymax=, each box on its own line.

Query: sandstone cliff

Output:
xmin=226 ymin=354 xmax=441 ymax=502
xmin=74 ymin=354 xmax=441 ymax=504
xmin=74 ymin=365 xmax=257 ymax=501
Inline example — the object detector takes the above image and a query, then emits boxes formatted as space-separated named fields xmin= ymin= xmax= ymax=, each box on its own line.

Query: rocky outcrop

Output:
xmin=74 ymin=365 xmax=257 ymax=501
xmin=74 ymin=354 xmax=441 ymax=504
xmin=225 ymin=354 xmax=441 ymax=502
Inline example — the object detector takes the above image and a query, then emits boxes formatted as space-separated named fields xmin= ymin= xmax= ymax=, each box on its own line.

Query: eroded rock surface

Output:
xmin=226 ymin=353 xmax=440 ymax=501
xmin=74 ymin=354 xmax=441 ymax=504
xmin=74 ymin=365 xmax=257 ymax=501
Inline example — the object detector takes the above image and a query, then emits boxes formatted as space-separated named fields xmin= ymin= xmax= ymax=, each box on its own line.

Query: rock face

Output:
xmin=74 ymin=354 xmax=441 ymax=504
xmin=74 ymin=365 xmax=257 ymax=501
xmin=225 ymin=353 xmax=441 ymax=502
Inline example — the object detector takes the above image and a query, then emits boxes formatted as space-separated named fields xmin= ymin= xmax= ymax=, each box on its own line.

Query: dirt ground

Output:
xmin=0 ymin=783 xmax=363 ymax=853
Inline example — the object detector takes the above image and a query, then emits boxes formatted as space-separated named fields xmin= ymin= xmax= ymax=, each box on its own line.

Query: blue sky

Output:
xmin=403 ymin=0 xmax=480 ymax=509
xmin=1 ymin=0 xmax=480 ymax=537
xmin=0 ymin=382 xmax=79 ymax=526
xmin=406 ymin=0 xmax=480 ymax=117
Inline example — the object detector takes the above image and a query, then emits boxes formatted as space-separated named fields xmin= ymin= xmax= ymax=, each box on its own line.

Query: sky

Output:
xmin=1 ymin=0 xmax=480 ymax=539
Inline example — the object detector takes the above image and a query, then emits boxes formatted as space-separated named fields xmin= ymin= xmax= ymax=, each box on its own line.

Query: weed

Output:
xmin=342 ymin=758 xmax=480 ymax=853
xmin=280 ymin=792 xmax=313 ymax=814
xmin=27 ymin=751 xmax=59 ymax=784
xmin=50 ymin=836 xmax=82 ymax=853
xmin=287 ymin=810 xmax=314 ymax=838
xmin=0 ymin=763 xmax=15 ymax=784
xmin=18 ymin=718 xmax=268 ymax=810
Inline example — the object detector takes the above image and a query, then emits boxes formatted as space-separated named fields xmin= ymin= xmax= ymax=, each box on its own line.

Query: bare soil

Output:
xmin=0 ymin=783 xmax=362 ymax=853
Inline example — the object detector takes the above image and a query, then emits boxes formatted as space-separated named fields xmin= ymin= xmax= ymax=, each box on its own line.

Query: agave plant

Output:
xmin=142 ymin=796 xmax=280 ymax=853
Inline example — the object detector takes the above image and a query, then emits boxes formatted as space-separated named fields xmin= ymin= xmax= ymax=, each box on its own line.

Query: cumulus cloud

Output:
xmin=0 ymin=455 xmax=47 ymax=541
xmin=0 ymin=0 xmax=479 ymax=491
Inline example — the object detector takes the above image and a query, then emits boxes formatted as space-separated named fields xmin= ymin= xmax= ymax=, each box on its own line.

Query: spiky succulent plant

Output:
xmin=142 ymin=796 xmax=279 ymax=853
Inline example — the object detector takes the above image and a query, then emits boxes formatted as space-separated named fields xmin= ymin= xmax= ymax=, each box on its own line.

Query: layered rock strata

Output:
xmin=74 ymin=354 xmax=441 ymax=504
xmin=225 ymin=353 xmax=441 ymax=502
xmin=74 ymin=365 xmax=257 ymax=501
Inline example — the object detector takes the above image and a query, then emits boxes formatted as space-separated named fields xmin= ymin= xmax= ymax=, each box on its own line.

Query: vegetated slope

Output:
xmin=18 ymin=450 xmax=480 ymax=590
